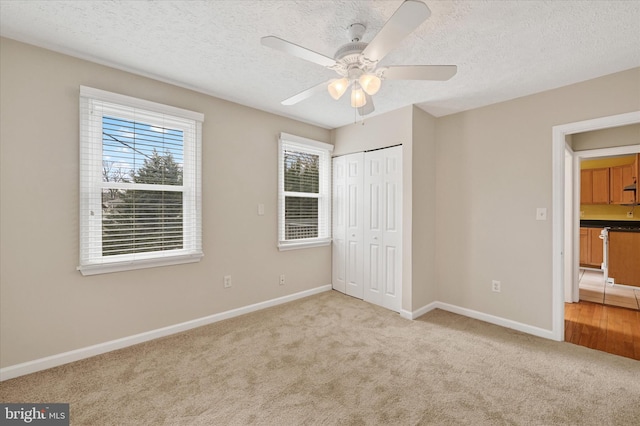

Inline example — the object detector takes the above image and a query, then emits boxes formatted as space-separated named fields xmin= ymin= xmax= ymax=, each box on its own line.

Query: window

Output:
xmin=278 ymin=133 xmax=333 ymax=250
xmin=79 ymin=86 xmax=203 ymax=275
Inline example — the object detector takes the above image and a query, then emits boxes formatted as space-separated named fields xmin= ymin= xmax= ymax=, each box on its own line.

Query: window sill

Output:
xmin=78 ymin=252 xmax=203 ymax=276
xmin=278 ymin=239 xmax=331 ymax=251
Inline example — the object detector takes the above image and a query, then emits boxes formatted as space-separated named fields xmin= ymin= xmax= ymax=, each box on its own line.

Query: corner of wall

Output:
xmin=410 ymin=107 xmax=438 ymax=310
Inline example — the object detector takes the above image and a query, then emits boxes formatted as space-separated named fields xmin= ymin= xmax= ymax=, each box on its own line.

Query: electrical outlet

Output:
xmin=223 ymin=275 xmax=232 ymax=288
xmin=279 ymin=274 xmax=285 ymax=286
xmin=492 ymin=280 xmax=501 ymax=293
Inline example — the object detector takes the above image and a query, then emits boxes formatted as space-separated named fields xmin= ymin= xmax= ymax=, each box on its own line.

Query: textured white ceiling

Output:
xmin=1 ymin=0 xmax=639 ymax=129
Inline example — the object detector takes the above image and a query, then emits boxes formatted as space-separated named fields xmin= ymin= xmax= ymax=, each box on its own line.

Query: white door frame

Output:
xmin=563 ymin=145 xmax=575 ymax=303
xmin=551 ymin=111 xmax=640 ymax=341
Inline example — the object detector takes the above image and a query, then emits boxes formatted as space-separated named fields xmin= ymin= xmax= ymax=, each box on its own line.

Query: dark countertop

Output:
xmin=581 ymin=220 xmax=640 ymax=232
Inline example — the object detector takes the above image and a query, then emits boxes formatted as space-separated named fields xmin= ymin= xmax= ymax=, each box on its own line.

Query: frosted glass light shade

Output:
xmin=350 ymin=87 xmax=367 ymax=108
xmin=359 ymin=74 xmax=381 ymax=95
xmin=328 ymin=78 xmax=349 ymax=100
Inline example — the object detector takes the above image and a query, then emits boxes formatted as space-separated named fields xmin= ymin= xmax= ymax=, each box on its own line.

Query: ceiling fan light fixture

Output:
xmin=359 ymin=74 xmax=381 ymax=95
xmin=328 ymin=78 xmax=349 ymax=100
xmin=262 ymin=0 xmax=453 ymax=115
xmin=350 ymin=86 xmax=367 ymax=108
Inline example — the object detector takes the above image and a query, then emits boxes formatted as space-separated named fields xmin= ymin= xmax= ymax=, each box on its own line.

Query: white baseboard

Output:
xmin=0 ymin=284 xmax=332 ymax=381
xmin=401 ymin=301 xmax=438 ymax=320
xmin=409 ymin=301 xmax=556 ymax=340
xmin=399 ymin=310 xmax=412 ymax=320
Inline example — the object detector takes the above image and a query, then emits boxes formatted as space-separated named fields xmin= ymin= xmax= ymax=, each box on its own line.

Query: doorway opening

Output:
xmin=562 ymin=135 xmax=640 ymax=360
xmin=551 ymin=111 xmax=640 ymax=342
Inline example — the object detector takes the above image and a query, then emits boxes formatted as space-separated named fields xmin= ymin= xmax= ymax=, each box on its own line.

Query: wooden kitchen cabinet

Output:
xmin=609 ymin=163 xmax=636 ymax=204
xmin=608 ymin=231 xmax=640 ymax=288
xmin=589 ymin=228 xmax=604 ymax=267
xmin=580 ymin=168 xmax=609 ymax=205
xmin=579 ymin=228 xmax=589 ymax=265
xmin=580 ymin=170 xmax=592 ymax=204
xmin=579 ymin=227 xmax=604 ymax=268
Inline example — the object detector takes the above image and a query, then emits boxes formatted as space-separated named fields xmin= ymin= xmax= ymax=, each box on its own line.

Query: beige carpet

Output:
xmin=1 ymin=290 xmax=639 ymax=425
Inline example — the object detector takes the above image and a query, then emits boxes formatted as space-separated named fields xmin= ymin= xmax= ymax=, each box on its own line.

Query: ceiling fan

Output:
xmin=261 ymin=0 xmax=457 ymax=116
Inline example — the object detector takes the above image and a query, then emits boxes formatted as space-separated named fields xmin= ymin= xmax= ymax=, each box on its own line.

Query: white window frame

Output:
xmin=78 ymin=86 xmax=203 ymax=275
xmin=278 ymin=133 xmax=333 ymax=251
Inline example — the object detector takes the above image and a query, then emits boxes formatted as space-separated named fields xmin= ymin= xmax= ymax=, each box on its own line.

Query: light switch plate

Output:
xmin=536 ymin=208 xmax=547 ymax=221
xmin=258 ymin=203 xmax=265 ymax=216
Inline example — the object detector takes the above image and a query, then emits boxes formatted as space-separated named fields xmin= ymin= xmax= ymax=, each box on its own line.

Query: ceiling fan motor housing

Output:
xmin=334 ymin=42 xmax=367 ymax=63
xmin=331 ymin=24 xmax=379 ymax=78
xmin=332 ymin=42 xmax=377 ymax=78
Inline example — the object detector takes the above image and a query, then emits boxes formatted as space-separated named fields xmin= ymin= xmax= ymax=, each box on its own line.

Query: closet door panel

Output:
xmin=364 ymin=151 xmax=384 ymax=306
xmin=331 ymin=156 xmax=346 ymax=293
xmin=344 ymin=153 xmax=364 ymax=299
xmin=367 ymin=244 xmax=380 ymax=293
xmin=385 ymin=246 xmax=397 ymax=297
xmin=381 ymin=146 xmax=402 ymax=311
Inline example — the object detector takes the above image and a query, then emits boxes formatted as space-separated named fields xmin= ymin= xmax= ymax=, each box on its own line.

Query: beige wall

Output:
xmin=331 ymin=106 xmax=412 ymax=156
xmin=434 ymin=68 xmax=640 ymax=329
xmin=0 ymin=38 xmax=332 ymax=368
xmin=410 ymin=107 xmax=437 ymax=308
xmin=572 ymin=123 xmax=640 ymax=151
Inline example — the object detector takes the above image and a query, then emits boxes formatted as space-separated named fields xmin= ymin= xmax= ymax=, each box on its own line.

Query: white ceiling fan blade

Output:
xmin=382 ymin=65 xmax=457 ymax=81
xmin=281 ymin=80 xmax=332 ymax=105
xmin=261 ymin=36 xmax=336 ymax=67
xmin=358 ymin=94 xmax=375 ymax=116
xmin=362 ymin=0 xmax=431 ymax=63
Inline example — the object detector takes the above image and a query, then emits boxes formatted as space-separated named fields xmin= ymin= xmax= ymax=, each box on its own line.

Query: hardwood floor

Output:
xmin=567 ymin=270 xmax=639 ymax=360
xmin=565 ymin=301 xmax=640 ymax=360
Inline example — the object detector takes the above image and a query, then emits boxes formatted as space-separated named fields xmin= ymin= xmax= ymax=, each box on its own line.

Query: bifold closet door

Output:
xmin=332 ymin=156 xmax=346 ymax=294
xmin=332 ymin=152 xmax=364 ymax=298
xmin=344 ymin=153 xmax=364 ymax=298
xmin=363 ymin=146 xmax=402 ymax=312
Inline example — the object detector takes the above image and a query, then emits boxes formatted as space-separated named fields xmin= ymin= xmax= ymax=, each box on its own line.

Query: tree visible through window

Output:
xmin=101 ymin=115 xmax=184 ymax=256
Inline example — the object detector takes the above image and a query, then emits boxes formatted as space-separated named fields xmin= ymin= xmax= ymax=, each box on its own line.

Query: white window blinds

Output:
xmin=278 ymin=133 xmax=333 ymax=250
xmin=79 ymin=86 xmax=203 ymax=275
